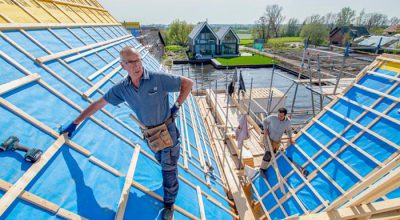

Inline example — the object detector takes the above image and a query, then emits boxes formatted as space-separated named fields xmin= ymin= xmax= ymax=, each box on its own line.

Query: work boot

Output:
xmin=162 ymin=206 xmax=174 ymax=220
xmin=260 ymin=168 xmax=267 ymax=179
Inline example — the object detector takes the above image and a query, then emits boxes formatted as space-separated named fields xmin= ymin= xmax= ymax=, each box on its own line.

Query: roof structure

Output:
xmin=384 ymin=25 xmax=400 ymax=35
xmin=0 ymin=1 xmax=236 ymax=219
xmin=215 ymin=26 xmax=240 ymax=44
xmin=188 ymin=21 xmax=218 ymax=43
xmin=329 ymin=26 xmax=370 ymax=38
xmin=250 ymin=54 xmax=400 ymax=219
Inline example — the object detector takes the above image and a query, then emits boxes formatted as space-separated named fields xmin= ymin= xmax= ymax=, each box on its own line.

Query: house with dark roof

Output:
xmin=188 ymin=21 xmax=239 ymax=59
xmin=215 ymin=26 xmax=240 ymax=56
xmin=329 ymin=26 xmax=370 ymax=46
xmin=384 ymin=25 xmax=400 ymax=36
xmin=188 ymin=21 xmax=218 ymax=59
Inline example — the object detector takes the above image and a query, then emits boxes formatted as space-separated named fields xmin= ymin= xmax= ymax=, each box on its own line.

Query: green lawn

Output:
xmin=216 ymin=54 xmax=277 ymax=66
xmin=239 ymin=39 xmax=254 ymax=45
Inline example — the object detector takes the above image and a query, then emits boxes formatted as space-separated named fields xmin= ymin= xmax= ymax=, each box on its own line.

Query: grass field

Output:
xmin=165 ymin=45 xmax=185 ymax=52
xmin=267 ymin=37 xmax=304 ymax=44
xmin=216 ymin=54 xmax=277 ymax=66
xmin=239 ymin=39 xmax=254 ymax=45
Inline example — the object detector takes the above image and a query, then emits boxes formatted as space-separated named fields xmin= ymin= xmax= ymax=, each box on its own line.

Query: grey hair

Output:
xmin=119 ymin=46 xmax=141 ymax=59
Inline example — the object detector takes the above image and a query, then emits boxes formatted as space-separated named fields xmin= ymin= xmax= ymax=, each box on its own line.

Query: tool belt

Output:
xmin=142 ymin=117 xmax=174 ymax=153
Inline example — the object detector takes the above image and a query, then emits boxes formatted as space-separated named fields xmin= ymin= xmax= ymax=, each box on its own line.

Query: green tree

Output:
xmin=167 ymin=19 xmax=193 ymax=46
xmin=286 ymin=18 xmax=299 ymax=37
xmin=336 ymin=7 xmax=356 ymax=26
xmin=300 ymin=23 xmax=329 ymax=46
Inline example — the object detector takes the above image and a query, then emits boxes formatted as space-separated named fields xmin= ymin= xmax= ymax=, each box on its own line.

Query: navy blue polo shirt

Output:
xmin=103 ymin=69 xmax=182 ymax=127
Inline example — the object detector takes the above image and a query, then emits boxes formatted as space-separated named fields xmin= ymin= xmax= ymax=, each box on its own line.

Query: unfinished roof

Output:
xmin=0 ymin=1 xmax=235 ymax=219
xmin=250 ymin=54 xmax=400 ymax=219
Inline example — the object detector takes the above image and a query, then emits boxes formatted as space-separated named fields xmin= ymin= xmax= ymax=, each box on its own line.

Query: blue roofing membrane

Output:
xmin=251 ymin=59 xmax=400 ymax=219
xmin=0 ymin=25 xmax=234 ymax=219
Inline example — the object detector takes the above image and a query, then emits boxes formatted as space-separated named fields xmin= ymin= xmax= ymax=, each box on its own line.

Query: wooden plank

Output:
xmin=20 ymin=29 xmax=100 ymax=92
xmin=131 ymin=181 xmax=200 ymax=220
xmin=36 ymin=35 xmax=130 ymax=63
xmin=196 ymin=186 xmax=206 ymax=220
xmin=115 ymin=145 xmax=141 ymax=220
xmin=327 ymin=108 xmax=399 ymax=151
xmin=288 ymin=198 xmax=400 ymax=220
xmin=87 ymin=58 xmax=120 ymax=80
xmin=196 ymin=97 xmax=227 ymax=187
xmin=367 ymin=70 xmax=400 ymax=82
xmin=338 ymin=95 xmax=400 ymax=129
xmin=377 ymin=55 xmax=400 ymax=64
xmin=0 ymin=179 xmax=59 ymax=213
xmin=0 ymin=23 xmax=120 ymax=31
xmin=280 ymin=153 xmax=329 ymax=208
xmin=9 ymin=0 xmax=41 ymax=23
xmin=37 ymin=0 xmax=108 ymax=11
xmin=198 ymin=97 xmax=256 ymax=220
xmin=0 ymin=73 xmax=40 ymax=95
xmin=264 ymin=136 xmax=286 ymax=194
xmin=32 ymin=0 xmax=62 ymax=23
xmin=179 ymin=100 xmax=189 ymax=170
xmin=346 ymin=166 xmax=400 ymax=206
xmin=57 ymin=208 xmax=87 ymax=220
xmin=83 ymin=66 xmax=121 ymax=98
xmin=250 ymin=182 xmax=269 ymax=219
xmin=89 ymin=156 xmax=123 ymax=177
xmin=182 ymin=102 xmax=192 ymax=158
xmin=0 ymin=135 xmax=65 ymax=215
xmin=64 ymin=36 xmax=133 ymax=63
xmin=327 ymin=154 xmax=400 ymax=210
xmin=187 ymin=96 xmax=206 ymax=168
xmin=354 ymin=83 xmax=400 ymax=102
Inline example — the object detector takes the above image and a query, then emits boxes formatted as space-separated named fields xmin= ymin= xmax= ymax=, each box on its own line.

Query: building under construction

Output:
xmin=0 ymin=1 xmax=399 ymax=220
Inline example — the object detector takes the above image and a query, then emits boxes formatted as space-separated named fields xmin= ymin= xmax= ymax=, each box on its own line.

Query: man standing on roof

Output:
xmin=60 ymin=46 xmax=193 ymax=220
xmin=260 ymin=107 xmax=295 ymax=174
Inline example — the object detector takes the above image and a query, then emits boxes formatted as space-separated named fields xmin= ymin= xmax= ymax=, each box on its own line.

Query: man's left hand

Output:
xmin=171 ymin=102 xmax=180 ymax=118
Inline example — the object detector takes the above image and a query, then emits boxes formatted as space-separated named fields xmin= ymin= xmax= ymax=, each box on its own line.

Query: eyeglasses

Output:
xmin=121 ymin=59 xmax=142 ymax=66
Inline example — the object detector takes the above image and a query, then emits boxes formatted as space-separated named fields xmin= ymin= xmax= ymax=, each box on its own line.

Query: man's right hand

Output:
xmin=60 ymin=122 xmax=78 ymax=137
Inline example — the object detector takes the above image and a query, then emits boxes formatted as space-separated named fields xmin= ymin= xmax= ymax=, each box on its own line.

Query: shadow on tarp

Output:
xmin=61 ymin=147 xmax=116 ymax=219
xmin=0 ymin=151 xmax=30 ymax=172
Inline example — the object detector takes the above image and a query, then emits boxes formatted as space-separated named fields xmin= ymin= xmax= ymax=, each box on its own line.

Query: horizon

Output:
xmin=98 ymin=0 xmax=399 ymax=25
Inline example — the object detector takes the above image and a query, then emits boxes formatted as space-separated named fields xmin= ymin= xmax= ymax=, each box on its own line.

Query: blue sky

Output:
xmin=98 ymin=0 xmax=399 ymax=24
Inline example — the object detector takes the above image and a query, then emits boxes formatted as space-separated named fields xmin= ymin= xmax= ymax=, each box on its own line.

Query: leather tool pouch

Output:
xmin=143 ymin=123 xmax=173 ymax=153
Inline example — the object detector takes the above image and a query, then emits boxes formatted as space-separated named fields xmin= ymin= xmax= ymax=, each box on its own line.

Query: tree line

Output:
xmin=253 ymin=5 xmax=399 ymax=45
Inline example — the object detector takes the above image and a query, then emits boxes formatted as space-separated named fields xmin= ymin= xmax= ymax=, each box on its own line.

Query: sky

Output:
xmin=98 ymin=0 xmax=399 ymax=25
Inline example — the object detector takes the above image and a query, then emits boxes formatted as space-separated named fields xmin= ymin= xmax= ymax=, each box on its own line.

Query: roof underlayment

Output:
xmin=0 ymin=1 xmax=235 ymax=219
xmin=1 ymin=1 xmax=400 ymax=220
xmin=251 ymin=56 xmax=400 ymax=219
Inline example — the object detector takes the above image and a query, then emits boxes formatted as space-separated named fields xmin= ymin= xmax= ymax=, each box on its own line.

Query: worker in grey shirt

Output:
xmin=260 ymin=107 xmax=295 ymax=174
xmin=60 ymin=46 xmax=193 ymax=220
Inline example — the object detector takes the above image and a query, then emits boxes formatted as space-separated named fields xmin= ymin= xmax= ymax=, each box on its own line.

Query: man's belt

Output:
xmin=146 ymin=117 xmax=174 ymax=129
xmin=129 ymin=114 xmax=174 ymax=153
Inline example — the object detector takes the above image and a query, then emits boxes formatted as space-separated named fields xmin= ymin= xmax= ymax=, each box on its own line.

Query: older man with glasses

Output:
xmin=60 ymin=46 xmax=193 ymax=220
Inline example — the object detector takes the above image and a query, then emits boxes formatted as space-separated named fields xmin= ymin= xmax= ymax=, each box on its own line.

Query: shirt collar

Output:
xmin=143 ymin=68 xmax=150 ymax=80
xmin=125 ymin=68 xmax=150 ymax=86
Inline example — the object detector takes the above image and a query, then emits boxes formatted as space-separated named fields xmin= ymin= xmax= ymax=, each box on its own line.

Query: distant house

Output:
xmin=137 ymin=27 xmax=166 ymax=61
xmin=384 ymin=25 xmax=400 ymax=36
xmin=188 ymin=22 xmax=218 ymax=59
xmin=188 ymin=21 xmax=239 ymax=59
xmin=215 ymin=26 xmax=240 ymax=56
xmin=329 ymin=26 xmax=369 ymax=46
